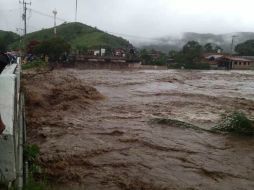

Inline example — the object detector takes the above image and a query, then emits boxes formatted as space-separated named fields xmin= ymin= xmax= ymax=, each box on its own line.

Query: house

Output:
xmin=205 ymin=54 xmax=224 ymax=61
xmin=89 ymin=48 xmax=106 ymax=56
xmin=93 ymin=50 xmax=100 ymax=56
xmin=114 ymin=48 xmax=126 ymax=57
xmin=202 ymin=53 xmax=253 ymax=70
xmin=203 ymin=54 xmax=224 ymax=69
xmin=218 ymin=56 xmax=253 ymax=70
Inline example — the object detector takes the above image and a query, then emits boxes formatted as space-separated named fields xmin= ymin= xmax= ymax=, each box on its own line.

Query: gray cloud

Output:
xmin=1 ymin=0 xmax=254 ymax=43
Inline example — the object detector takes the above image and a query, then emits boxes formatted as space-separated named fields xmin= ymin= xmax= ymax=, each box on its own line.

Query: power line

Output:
xmin=18 ymin=6 xmax=162 ymax=42
xmin=107 ymin=31 xmax=163 ymax=41
xmin=0 ymin=8 xmax=19 ymax=12
xmin=28 ymin=8 xmax=67 ymax=22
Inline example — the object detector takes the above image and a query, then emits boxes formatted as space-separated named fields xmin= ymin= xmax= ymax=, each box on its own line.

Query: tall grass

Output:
xmin=22 ymin=60 xmax=47 ymax=70
xmin=212 ymin=112 xmax=254 ymax=136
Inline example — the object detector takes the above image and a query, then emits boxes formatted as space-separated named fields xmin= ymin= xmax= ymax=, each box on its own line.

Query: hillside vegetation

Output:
xmin=0 ymin=30 xmax=19 ymax=51
xmin=9 ymin=22 xmax=131 ymax=50
xmin=140 ymin=32 xmax=254 ymax=53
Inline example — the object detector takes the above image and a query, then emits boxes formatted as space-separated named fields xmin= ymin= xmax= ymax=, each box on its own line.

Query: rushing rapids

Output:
xmin=23 ymin=69 xmax=254 ymax=190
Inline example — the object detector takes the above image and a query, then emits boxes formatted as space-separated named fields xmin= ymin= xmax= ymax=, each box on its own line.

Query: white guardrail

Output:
xmin=0 ymin=58 xmax=25 ymax=189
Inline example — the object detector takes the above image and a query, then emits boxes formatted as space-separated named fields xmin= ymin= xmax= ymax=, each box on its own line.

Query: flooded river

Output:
xmin=25 ymin=69 xmax=254 ymax=190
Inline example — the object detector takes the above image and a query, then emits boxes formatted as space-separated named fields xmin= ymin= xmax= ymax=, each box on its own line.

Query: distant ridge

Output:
xmin=139 ymin=32 xmax=254 ymax=53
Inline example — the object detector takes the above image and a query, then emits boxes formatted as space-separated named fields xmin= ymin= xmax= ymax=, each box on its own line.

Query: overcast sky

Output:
xmin=1 ymin=0 xmax=254 ymax=42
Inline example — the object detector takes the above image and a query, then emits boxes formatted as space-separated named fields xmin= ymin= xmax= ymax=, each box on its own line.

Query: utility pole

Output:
xmin=19 ymin=0 xmax=31 ymax=37
xmin=16 ymin=28 xmax=24 ymax=54
xmin=53 ymin=9 xmax=57 ymax=36
xmin=75 ymin=0 xmax=78 ymax=22
xmin=19 ymin=0 xmax=31 ymax=56
xmin=231 ymin=35 xmax=238 ymax=55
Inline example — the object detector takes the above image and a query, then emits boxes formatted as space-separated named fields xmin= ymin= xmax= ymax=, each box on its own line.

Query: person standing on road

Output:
xmin=0 ymin=52 xmax=10 ymax=73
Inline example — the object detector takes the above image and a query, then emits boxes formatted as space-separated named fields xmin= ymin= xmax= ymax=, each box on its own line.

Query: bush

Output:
xmin=23 ymin=144 xmax=51 ymax=190
xmin=24 ymin=144 xmax=39 ymax=162
xmin=22 ymin=60 xmax=47 ymax=70
xmin=33 ymin=37 xmax=71 ymax=62
xmin=24 ymin=177 xmax=50 ymax=190
xmin=213 ymin=112 xmax=254 ymax=136
xmin=24 ymin=144 xmax=41 ymax=173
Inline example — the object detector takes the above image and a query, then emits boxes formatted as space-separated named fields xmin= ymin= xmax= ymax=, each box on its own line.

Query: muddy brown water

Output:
xmin=25 ymin=69 xmax=254 ymax=190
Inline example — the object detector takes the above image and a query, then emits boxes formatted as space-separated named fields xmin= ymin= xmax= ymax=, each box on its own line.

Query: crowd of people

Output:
xmin=0 ymin=51 xmax=17 ymax=73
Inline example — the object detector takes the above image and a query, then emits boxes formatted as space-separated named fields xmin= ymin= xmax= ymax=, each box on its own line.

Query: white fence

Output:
xmin=0 ymin=59 xmax=24 ymax=189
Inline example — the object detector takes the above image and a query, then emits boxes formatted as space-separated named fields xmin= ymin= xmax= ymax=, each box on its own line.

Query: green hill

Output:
xmin=0 ymin=30 xmax=19 ymax=51
xmin=140 ymin=32 xmax=254 ymax=53
xmin=9 ymin=22 xmax=132 ymax=50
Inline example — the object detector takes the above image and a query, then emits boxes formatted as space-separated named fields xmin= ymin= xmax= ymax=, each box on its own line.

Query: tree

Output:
xmin=139 ymin=49 xmax=167 ymax=65
xmin=235 ymin=40 xmax=254 ymax=55
xmin=182 ymin=41 xmax=202 ymax=65
xmin=76 ymin=45 xmax=88 ymax=54
xmin=203 ymin=43 xmax=223 ymax=53
xmin=33 ymin=37 xmax=71 ymax=61
xmin=183 ymin=41 xmax=202 ymax=55
xmin=154 ymin=54 xmax=167 ymax=66
xmin=0 ymin=33 xmax=17 ymax=52
xmin=215 ymin=45 xmax=223 ymax=53
xmin=174 ymin=41 xmax=209 ymax=69
xmin=0 ymin=38 xmax=6 ymax=52
xmin=203 ymin=43 xmax=213 ymax=53
xmin=140 ymin=49 xmax=152 ymax=65
xmin=26 ymin=40 xmax=40 ymax=54
xmin=168 ymin=50 xmax=178 ymax=57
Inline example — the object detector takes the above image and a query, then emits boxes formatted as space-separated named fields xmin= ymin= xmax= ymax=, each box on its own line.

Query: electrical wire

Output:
xmin=27 ymin=9 xmax=162 ymax=41
xmin=28 ymin=8 xmax=67 ymax=22
xmin=107 ymin=31 xmax=163 ymax=41
xmin=1 ymin=7 xmax=162 ymax=42
xmin=0 ymin=8 xmax=19 ymax=12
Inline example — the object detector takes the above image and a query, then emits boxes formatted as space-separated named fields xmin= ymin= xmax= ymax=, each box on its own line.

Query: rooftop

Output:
xmin=224 ymin=56 xmax=252 ymax=62
xmin=205 ymin=55 xmax=224 ymax=59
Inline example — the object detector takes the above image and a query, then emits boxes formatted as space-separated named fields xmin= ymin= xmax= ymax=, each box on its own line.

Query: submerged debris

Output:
xmin=153 ymin=114 xmax=254 ymax=136
xmin=152 ymin=118 xmax=197 ymax=128
xmin=151 ymin=118 xmax=212 ymax=133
